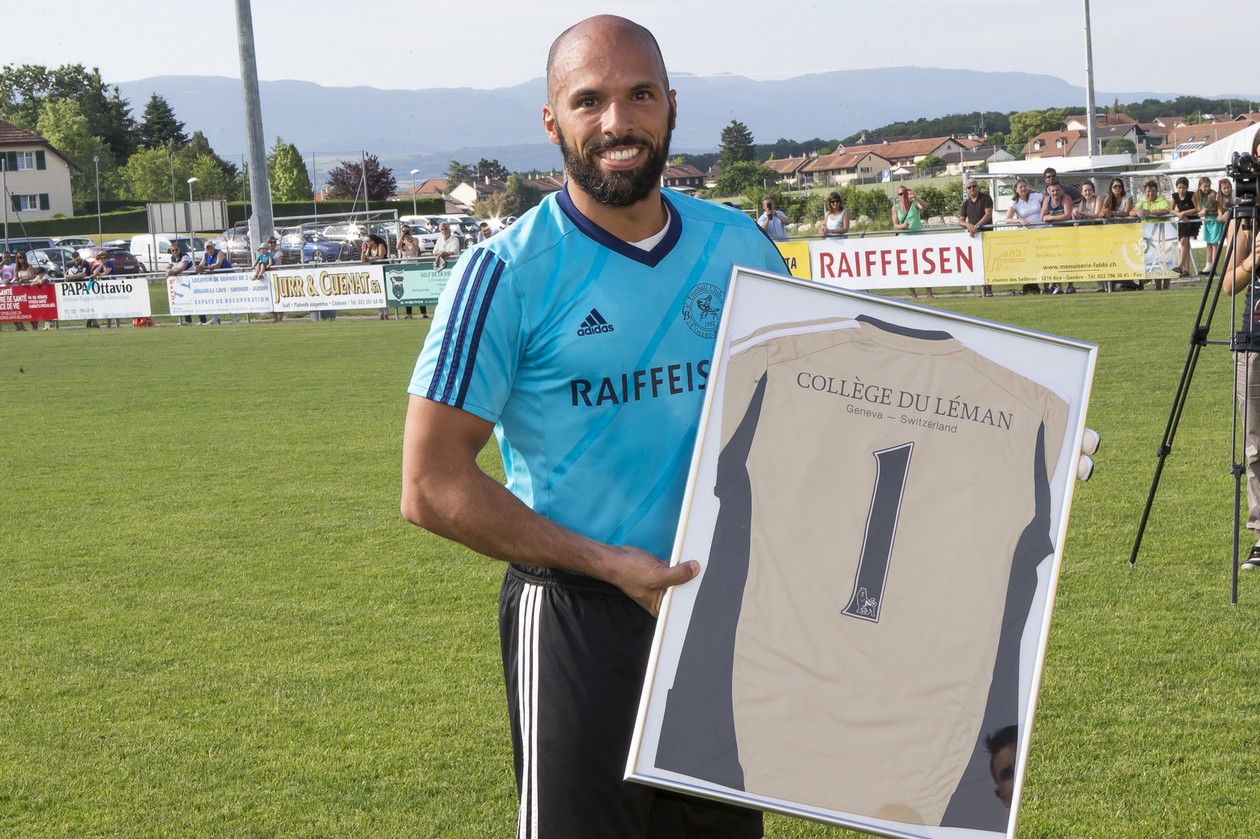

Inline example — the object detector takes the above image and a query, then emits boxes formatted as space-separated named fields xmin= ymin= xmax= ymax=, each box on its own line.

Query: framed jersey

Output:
xmin=627 ymin=268 xmax=1097 ymax=839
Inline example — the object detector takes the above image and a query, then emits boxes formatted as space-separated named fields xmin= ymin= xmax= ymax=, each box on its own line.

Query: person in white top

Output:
xmin=431 ymin=222 xmax=461 ymax=270
xmin=820 ymin=192 xmax=849 ymax=237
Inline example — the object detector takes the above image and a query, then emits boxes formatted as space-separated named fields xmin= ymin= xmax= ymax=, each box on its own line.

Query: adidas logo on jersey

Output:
xmin=576 ymin=308 xmax=615 ymax=336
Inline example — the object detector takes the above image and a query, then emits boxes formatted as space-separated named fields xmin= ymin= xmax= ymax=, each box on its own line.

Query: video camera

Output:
xmin=1228 ymin=152 xmax=1258 ymax=208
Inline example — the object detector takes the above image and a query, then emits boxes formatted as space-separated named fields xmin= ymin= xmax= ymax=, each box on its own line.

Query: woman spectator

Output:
xmin=12 ymin=251 xmax=35 ymax=331
xmin=1219 ymin=178 xmax=1236 ymax=227
xmin=1101 ymin=178 xmax=1133 ymax=218
xmin=892 ymin=187 xmax=932 ymax=299
xmin=1005 ymin=179 xmax=1046 ymax=229
xmin=1073 ymin=180 xmax=1104 ymax=220
xmin=1195 ymin=176 xmax=1222 ymax=276
xmin=397 ymin=225 xmax=422 ymax=320
xmin=820 ymin=192 xmax=849 ymax=237
xmin=1171 ymin=176 xmax=1200 ymax=278
xmin=361 ymin=234 xmax=392 ymax=320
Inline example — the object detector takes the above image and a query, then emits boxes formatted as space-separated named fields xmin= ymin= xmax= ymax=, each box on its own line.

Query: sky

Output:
xmin=5 ymin=0 xmax=1255 ymax=100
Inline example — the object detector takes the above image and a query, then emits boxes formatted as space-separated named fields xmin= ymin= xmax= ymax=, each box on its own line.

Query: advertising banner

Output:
xmin=54 ymin=278 xmax=153 ymax=320
xmin=0 ymin=283 xmax=58 ymax=322
xmin=807 ymin=231 xmax=985 ymax=290
xmin=982 ymin=224 xmax=1146 ymax=287
xmin=774 ymin=241 xmax=812 ymax=281
xmin=167 ymin=272 xmax=273 ymax=317
xmin=269 ymin=264 xmax=387 ymax=313
xmin=383 ymin=263 xmax=454 ymax=307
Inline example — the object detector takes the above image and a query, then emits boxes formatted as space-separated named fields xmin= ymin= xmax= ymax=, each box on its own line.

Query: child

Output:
xmin=252 ymin=242 xmax=273 ymax=279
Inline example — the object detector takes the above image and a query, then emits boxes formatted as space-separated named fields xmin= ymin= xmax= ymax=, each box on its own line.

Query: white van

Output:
xmin=130 ymin=234 xmax=207 ymax=272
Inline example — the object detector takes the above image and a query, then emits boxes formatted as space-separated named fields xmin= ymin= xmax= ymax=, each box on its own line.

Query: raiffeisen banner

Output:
xmin=806 ymin=231 xmax=985 ymax=290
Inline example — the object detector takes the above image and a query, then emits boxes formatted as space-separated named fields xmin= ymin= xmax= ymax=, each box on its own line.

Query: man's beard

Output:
xmin=558 ymin=121 xmax=672 ymax=208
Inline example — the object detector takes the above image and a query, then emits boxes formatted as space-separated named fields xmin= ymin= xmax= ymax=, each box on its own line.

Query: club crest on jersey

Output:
xmin=682 ymin=283 xmax=723 ymax=338
xmin=576 ymin=308 xmax=615 ymax=336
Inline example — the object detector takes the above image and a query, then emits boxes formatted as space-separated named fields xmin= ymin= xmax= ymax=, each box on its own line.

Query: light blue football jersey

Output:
xmin=408 ymin=187 xmax=787 ymax=560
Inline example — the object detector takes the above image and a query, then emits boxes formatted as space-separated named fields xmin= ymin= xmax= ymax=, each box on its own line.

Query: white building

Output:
xmin=0 ymin=120 xmax=79 ymax=220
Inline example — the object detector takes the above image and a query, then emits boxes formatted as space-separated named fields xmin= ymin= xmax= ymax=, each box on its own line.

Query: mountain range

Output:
xmin=116 ymin=70 xmax=1260 ymax=181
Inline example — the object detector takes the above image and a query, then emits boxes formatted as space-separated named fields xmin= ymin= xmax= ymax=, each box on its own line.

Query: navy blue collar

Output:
xmin=556 ymin=185 xmax=681 ymax=268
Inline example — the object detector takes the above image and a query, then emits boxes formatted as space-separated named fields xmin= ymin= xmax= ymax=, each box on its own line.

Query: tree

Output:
xmin=475 ymin=158 xmax=509 ymax=179
xmin=120 ymin=146 xmax=188 ymax=202
xmin=181 ymin=131 xmax=238 ymax=179
xmin=444 ymin=161 xmax=473 ymax=188
xmin=1103 ymin=138 xmax=1136 ymax=155
xmin=711 ymin=160 xmax=777 ymax=198
xmin=188 ymin=154 xmax=235 ymax=200
xmin=325 ymin=153 xmax=396 ymax=201
xmin=267 ymin=138 xmax=313 ymax=202
xmin=35 ymin=97 xmax=117 ymax=204
xmin=1006 ymin=108 xmax=1068 ymax=155
xmin=718 ymin=120 xmax=756 ymax=168
xmin=915 ymin=154 xmax=946 ymax=175
xmin=137 ymin=94 xmax=187 ymax=150
xmin=0 ymin=63 xmax=136 ymax=160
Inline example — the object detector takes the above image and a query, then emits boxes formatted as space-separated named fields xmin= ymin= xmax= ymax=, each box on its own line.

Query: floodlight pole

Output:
xmin=187 ymin=177 xmax=199 ymax=245
xmin=409 ymin=168 xmax=420 ymax=216
xmin=234 ymin=0 xmax=274 ymax=250
xmin=1082 ymin=0 xmax=1099 ymax=157
xmin=93 ymin=156 xmax=102 ymax=244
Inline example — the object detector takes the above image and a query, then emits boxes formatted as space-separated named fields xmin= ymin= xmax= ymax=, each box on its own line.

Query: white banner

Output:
xmin=808 ymin=231 xmax=985 ymax=290
xmin=269 ymin=264 xmax=387 ymax=312
xmin=54 ymin=278 xmax=153 ymax=320
xmin=166 ymin=272 xmax=273 ymax=316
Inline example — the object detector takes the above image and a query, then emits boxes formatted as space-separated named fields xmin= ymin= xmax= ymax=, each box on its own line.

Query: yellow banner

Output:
xmin=981 ymin=225 xmax=1146 ymax=285
xmin=775 ymin=241 xmax=812 ymax=280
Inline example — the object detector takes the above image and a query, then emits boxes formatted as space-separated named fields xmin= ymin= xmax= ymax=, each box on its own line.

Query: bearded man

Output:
xmin=401 ymin=15 xmax=786 ymax=838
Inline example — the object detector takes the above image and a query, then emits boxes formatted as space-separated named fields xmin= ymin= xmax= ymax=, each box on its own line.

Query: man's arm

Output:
xmin=400 ymin=395 xmax=699 ymax=615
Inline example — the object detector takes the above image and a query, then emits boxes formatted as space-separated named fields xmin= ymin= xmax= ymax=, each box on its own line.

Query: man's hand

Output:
xmin=602 ymin=547 xmax=700 ymax=617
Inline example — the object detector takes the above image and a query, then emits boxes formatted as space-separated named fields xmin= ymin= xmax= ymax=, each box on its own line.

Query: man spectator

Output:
xmin=195 ymin=240 xmax=231 ymax=273
xmin=0 ymin=251 xmax=14 ymax=283
xmin=431 ymin=222 xmax=460 ymax=270
xmin=167 ymin=244 xmax=209 ymax=325
xmin=985 ymin=725 xmax=1018 ymax=809
xmin=65 ymin=250 xmax=91 ymax=281
xmin=960 ymin=179 xmax=995 ymax=296
xmin=1042 ymin=167 xmax=1081 ymax=203
xmin=757 ymin=195 xmax=789 ymax=241
xmin=477 ymin=221 xmax=492 ymax=242
xmin=401 ymin=14 xmax=785 ymax=838
xmin=88 ymin=251 xmax=116 ymax=328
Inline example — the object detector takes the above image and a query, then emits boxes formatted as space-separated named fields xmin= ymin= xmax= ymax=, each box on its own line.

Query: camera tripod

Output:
xmin=1130 ymin=169 xmax=1256 ymax=605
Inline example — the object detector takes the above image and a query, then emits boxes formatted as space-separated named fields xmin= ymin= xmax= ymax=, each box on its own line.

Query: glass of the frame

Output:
xmin=627 ymin=267 xmax=1097 ymax=839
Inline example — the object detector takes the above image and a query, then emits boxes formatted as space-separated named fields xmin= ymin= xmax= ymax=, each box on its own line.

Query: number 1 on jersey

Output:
xmin=842 ymin=442 xmax=913 ymax=623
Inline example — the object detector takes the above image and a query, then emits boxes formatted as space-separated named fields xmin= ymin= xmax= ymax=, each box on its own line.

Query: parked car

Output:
xmin=321 ymin=223 xmax=365 ymax=244
xmin=100 ymin=238 xmax=131 ymax=250
xmin=100 ymin=249 xmax=144 ymax=275
xmin=128 ymin=234 xmax=206 ymax=271
xmin=31 ymin=247 xmax=79 ymax=277
xmin=278 ymin=231 xmax=357 ymax=264
xmin=216 ymin=226 xmax=253 ymax=265
xmin=53 ymin=236 xmax=95 ymax=248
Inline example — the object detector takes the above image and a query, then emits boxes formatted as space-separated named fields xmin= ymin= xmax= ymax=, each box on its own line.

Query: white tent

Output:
xmin=1168 ymin=124 xmax=1260 ymax=172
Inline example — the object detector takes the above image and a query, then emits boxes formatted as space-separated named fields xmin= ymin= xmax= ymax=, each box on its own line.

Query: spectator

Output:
xmin=167 ymin=244 xmax=208 ymax=324
xmin=431 ymin=222 xmax=460 ymax=270
xmin=960 ymin=179 xmax=994 ymax=296
xmin=252 ymin=242 xmax=273 ymax=279
xmin=266 ymin=236 xmax=285 ymax=323
xmin=12 ymin=252 xmax=35 ymax=331
xmin=1005 ymin=178 xmax=1047 ymax=295
xmin=477 ymin=221 xmax=492 ymax=242
xmin=362 ymin=233 xmax=389 ymax=263
xmin=1073 ymin=180 xmax=1104 ymax=220
xmin=1005 ymin=178 xmax=1046 ymax=229
xmin=892 ymin=186 xmax=932 ymax=299
xmin=820 ymin=192 xmax=849 ymax=237
xmin=89 ymin=251 xmax=115 ymax=329
xmin=1040 ymin=183 xmax=1074 ymax=225
xmin=1042 ymin=167 xmax=1081 ymax=202
xmin=0 ymin=251 xmax=14 ymax=283
xmin=1195 ymin=176 xmax=1222 ymax=276
xmin=1131 ymin=179 xmax=1173 ymax=289
xmin=1101 ymin=178 xmax=1134 ymax=218
xmin=195 ymin=240 xmax=231 ymax=273
xmin=1171 ymin=176 xmax=1201 ymax=278
xmin=64 ymin=252 xmax=92 ymax=327
xmin=1219 ymin=177 xmax=1236 ymax=229
xmin=757 ymin=195 xmax=789 ymax=241
xmin=396 ymin=225 xmax=423 ymax=320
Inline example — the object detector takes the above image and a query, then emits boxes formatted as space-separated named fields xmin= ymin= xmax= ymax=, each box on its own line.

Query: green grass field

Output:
xmin=4 ymin=286 xmax=1260 ymax=837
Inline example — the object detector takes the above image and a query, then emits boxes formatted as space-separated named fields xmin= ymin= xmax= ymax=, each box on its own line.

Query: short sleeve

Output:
xmin=408 ymin=247 xmax=523 ymax=424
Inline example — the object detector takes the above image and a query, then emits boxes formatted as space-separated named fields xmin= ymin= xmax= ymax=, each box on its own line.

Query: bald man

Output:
xmin=401 ymin=14 xmax=785 ymax=838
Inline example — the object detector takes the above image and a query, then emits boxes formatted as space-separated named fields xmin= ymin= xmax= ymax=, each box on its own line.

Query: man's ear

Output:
xmin=542 ymin=104 xmax=561 ymax=146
